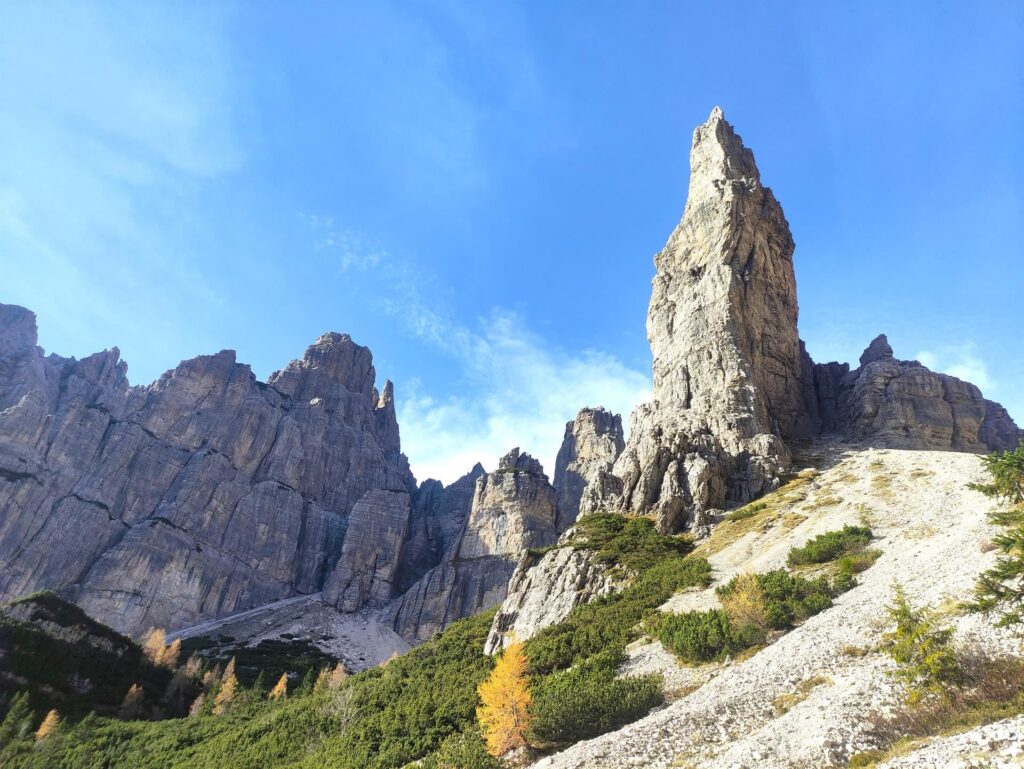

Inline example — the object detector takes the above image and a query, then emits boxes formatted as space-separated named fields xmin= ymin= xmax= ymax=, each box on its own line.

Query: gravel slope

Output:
xmin=533 ymin=447 xmax=1022 ymax=769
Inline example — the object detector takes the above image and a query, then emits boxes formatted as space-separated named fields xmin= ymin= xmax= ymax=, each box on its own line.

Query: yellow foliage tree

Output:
xmin=328 ymin=662 xmax=348 ymax=689
xmin=162 ymin=638 xmax=182 ymax=669
xmin=119 ymin=683 xmax=146 ymax=719
xmin=721 ymin=573 xmax=769 ymax=632
xmin=269 ymin=673 xmax=289 ymax=701
xmin=142 ymin=628 xmax=167 ymax=664
xmin=188 ymin=693 xmax=206 ymax=717
xmin=213 ymin=670 xmax=240 ymax=715
xmin=35 ymin=709 xmax=61 ymax=742
xmin=476 ymin=641 xmax=533 ymax=757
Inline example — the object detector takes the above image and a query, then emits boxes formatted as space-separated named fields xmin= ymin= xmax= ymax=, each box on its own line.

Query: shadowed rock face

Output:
xmin=0 ymin=304 xmax=415 ymax=636
xmin=813 ymin=334 xmax=1022 ymax=452
xmin=553 ymin=408 xmax=624 ymax=528
xmin=387 ymin=448 xmax=559 ymax=643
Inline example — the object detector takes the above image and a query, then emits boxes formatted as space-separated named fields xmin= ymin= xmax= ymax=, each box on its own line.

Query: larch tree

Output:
xmin=162 ymin=638 xmax=182 ymax=669
xmin=327 ymin=662 xmax=348 ymax=690
xmin=119 ymin=683 xmax=146 ymax=719
xmin=142 ymin=628 xmax=167 ymax=665
xmin=269 ymin=673 xmax=289 ymax=701
xmin=476 ymin=641 xmax=533 ymax=757
xmin=213 ymin=664 xmax=240 ymax=716
xmin=34 ymin=709 xmax=61 ymax=742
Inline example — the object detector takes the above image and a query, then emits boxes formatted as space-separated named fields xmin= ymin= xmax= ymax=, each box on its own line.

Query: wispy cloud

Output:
xmin=397 ymin=312 xmax=651 ymax=484
xmin=301 ymin=214 xmax=386 ymax=272
xmin=301 ymin=216 xmax=651 ymax=484
xmin=915 ymin=344 xmax=994 ymax=392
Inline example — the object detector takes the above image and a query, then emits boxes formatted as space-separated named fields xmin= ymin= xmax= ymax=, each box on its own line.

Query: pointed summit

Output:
xmin=689 ymin=106 xmax=760 ymax=187
xmin=604 ymin=108 xmax=816 ymax=530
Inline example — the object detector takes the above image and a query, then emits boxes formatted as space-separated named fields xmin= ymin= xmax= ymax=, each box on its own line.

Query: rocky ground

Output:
xmin=167 ymin=592 xmax=409 ymax=672
xmin=875 ymin=715 xmax=1024 ymax=768
xmin=532 ymin=445 xmax=1023 ymax=769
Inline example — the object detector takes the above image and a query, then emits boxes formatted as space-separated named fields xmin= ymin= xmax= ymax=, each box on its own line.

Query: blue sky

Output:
xmin=2 ymin=1 xmax=1022 ymax=483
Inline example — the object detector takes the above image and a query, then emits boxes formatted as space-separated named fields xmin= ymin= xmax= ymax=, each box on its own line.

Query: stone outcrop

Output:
xmin=813 ymin=335 xmax=1022 ymax=452
xmin=603 ymin=107 xmax=812 ymax=532
xmin=323 ymin=489 xmax=412 ymax=612
xmin=553 ymin=408 xmax=624 ymax=528
xmin=484 ymin=538 xmax=616 ymax=655
xmin=0 ymin=304 xmax=415 ymax=636
xmin=586 ymin=108 xmax=1021 ymax=533
xmin=388 ymin=448 xmax=559 ymax=643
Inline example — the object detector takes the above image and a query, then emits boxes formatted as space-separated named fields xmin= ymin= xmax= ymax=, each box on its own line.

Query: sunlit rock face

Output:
xmin=0 ymin=303 xmax=415 ymax=636
xmin=591 ymin=108 xmax=1021 ymax=532
xmin=602 ymin=107 xmax=814 ymax=532
xmin=814 ymin=334 xmax=1022 ymax=452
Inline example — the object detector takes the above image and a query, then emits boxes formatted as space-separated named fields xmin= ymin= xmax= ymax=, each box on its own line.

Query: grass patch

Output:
xmin=699 ymin=471 xmax=819 ymax=557
xmin=772 ymin=675 xmax=832 ymax=715
xmin=848 ymin=653 xmax=1024 ymax=767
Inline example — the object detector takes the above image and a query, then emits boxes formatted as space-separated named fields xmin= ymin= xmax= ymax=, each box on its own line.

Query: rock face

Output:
xmin=323 ymin=489 xmax=412 ymax=612
xmin=553 ymin=408 xmax=624 ymax=528
xmin=587 ymin=108 xmax=1021 ymax=533
xmin=0 ymin=304 xmax=416 ymax=636
xmin=483 ymin=539 xmax=616 ymax=655
xmin=813 ymin=335 xmax=1022 ymax=452
xmin=388 ymin=449 xmax=559 ymax=643
xmin=604 ymin=107 xmax=812 ymax=532
xmin=397 ymin=464 xmax=484 ymax=593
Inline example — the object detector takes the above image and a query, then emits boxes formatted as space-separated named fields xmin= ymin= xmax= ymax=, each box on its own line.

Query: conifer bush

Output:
xmin=529 ymin=649 xmax=661 ymax=747
xmin=787 ymin=524 xmax=873 ymax=566
xmin=882 ymin=583 xmax=962 ymax=705
xmin=969 ymin=441 xmax=1024 ymax=625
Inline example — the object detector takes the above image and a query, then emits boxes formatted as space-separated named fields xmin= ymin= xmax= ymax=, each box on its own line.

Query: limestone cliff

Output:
xmin=814 ymin=334 xmax=1022 ymax=451
xmin=388 ymin=448 xmax=559 ymax=643
xmin=553 ymin=408 xmax=624 ymax=528
xmin=589 ymin=107 xmax=1020 ymax=533
xmin=0 ymin=304 xmax=415 ymax=636
xmin=605 ymin=107 xmax=811 ymax=532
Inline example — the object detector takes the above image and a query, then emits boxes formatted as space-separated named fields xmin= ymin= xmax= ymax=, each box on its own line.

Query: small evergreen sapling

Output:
xmin=882 ymin=583 xmax=961 ymax=704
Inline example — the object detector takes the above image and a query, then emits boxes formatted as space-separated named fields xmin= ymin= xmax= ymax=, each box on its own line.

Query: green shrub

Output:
xmin=529 ymin=650 xmax=662 ymax=747
xmin=651 ymin=609 xmax=737 ymax=662
xmin=724 ymin=569 xmax=836 ymax=629
xmin=968 ymin=441 xmax=1024 ymax=625
xmin=882 ymin=584 xmax=962 ymax=704
xmin=724 ymin=500 xmax=769 ymax=521
xmin=571 ymin=514 xmax=694 ymax=574
xmin=525 ymin=552 xmax=710 ymax=675
xmin=787 ymin=525 xmax=873 ymax=566
xmin=419 ymin=727 xmax=500 ymax=769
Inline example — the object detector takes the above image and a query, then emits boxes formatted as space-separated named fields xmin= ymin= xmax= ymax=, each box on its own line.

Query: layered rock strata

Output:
xmin=814 ymin=334 xmax=1021 ymax=452
xmin=553 ymin=407 xmax=624 ymax=527
xmin=483 ymin=537 xmax=616 ymax=655
xmin=604 ymin=107 xmax=812 ymax=532
xmin=0 ymin=305 xmax=415 ymax=636
xmin=588 ymin=108 xmax=1021 ymax=533
xmin=388 ymin=448 xmax=559 ymax=643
